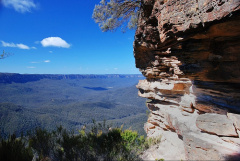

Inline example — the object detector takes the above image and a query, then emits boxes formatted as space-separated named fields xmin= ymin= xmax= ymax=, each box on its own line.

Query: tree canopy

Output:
xmin=92 ymin=0 xmax=141 ymax=32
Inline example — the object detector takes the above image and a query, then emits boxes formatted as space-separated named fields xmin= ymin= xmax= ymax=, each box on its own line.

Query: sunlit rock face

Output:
xmin=134 ymin=0 xmax=240 ymax=160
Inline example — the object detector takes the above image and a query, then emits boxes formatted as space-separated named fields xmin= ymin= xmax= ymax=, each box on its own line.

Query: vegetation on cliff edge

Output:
xmin=0 ymin=121 xmax=156 ymax=161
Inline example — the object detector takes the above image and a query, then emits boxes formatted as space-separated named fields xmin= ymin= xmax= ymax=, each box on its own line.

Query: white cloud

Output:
xmin=1 ymin=41 xmax=15 ymax=47
xmin=1 ymin=41 xmax=30 ymax=49
xmin=27 ymin=66 xmax=36 ymax=68
xmin=2 ymin=0 xmax=37 ymax=13
xmin=32 ymin=47 xmax=37 ymax=49
xmin=49 ymin=51 xmax=53 ymax=53
xmin=44 ymin=60 xmax=50 ymax=63
xmin=114 ymin=68 xmax=118 ymax=70
xmin=17 ymin=43 xmax=30 ymax=49
xmin=41 ymin=37 xmax=71 ymax=48
xmin=30 ymin=60 xmax=50 ymax=63
xmin=30 ymin=61 xmax=39 ymax=64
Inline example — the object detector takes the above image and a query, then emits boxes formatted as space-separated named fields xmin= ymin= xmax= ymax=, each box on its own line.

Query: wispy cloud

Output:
xmin=17 ymin=43 xmax=30 ymax=49
xmin=1 ymin=41 xmax=15 ymax=47
xmin=44 ymin=60 xmax=50 ymax=63
xmin=30 ymin=61 xmax=39 ymax=64
xmin=32 ymin=47 xmax=37 ymax=49
xmin=27 ymin=66 xmax=36 ymax=68
xmin=30 ymin=60 xmax=51 ymax=63
xmin=2 ymin=0 xmax=37 ymax=13
xmin=41 ymin=37 xmax=71 ymax=48
xmin=1 ymin=40 xmax=30 ymax=49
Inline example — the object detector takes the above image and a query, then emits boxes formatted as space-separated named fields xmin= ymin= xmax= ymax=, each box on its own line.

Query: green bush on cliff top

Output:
xmin=0 ymin=121 xmax=150 ymax=161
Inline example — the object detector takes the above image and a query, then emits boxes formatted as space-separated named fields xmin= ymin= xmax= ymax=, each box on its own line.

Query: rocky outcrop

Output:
xmin=134 ymin=0 xmax=240 ymax=160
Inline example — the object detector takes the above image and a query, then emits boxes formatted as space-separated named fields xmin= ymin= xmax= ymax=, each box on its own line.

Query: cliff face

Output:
xmin=134 ymin=0 xmax=240 ymax=160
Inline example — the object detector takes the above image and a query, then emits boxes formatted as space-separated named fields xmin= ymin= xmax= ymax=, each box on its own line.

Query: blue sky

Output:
xmin=0 ymin=0 xmax=140 ymax=74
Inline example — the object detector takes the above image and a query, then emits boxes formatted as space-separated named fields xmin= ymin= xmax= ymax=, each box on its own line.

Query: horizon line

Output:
xmin=0 ymin=72 xmax=143 ymax=75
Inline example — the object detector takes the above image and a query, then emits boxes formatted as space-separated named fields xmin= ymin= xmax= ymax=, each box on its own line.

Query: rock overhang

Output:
xmin=134 ymin=0 xmax=240 ymax=160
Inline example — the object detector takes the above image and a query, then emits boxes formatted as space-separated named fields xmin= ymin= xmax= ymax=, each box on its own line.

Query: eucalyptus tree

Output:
xmin=0 ymin=50 xmax=12 ymax=59
xmin=92 ymin=0 xmax=142 ymax=32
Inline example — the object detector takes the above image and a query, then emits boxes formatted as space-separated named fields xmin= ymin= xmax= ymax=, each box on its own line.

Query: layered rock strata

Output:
xmin=134 ymin=0 xmax=240 ymax=160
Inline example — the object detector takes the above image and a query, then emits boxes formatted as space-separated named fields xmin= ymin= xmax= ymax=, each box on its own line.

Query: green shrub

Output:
xmin=155 ymin=159 xmax=164 ymax=161
xmin=28 ymin=127 xmax=54 ymax=160
xmin=0 ymin=134 xmax=33 ymax=161
xmin=1 ymin=121 xmax=151 ymax=161
xmin=144 ymin=135 xmax=162 ymax=149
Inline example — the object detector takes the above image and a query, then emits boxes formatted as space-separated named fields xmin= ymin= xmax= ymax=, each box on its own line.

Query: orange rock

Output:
xmin=173 ymin=83 xmax=185 ymax=91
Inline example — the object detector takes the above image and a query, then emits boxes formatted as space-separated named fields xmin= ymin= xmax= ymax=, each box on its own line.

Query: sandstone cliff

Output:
xmin=134 ymin=0 xmax=240 ymax=160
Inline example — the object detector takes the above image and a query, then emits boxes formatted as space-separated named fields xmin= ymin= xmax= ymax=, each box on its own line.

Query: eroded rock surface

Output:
xmin=134 ymin=0 xmax=240 ymax=160
xmin=196 ymin=113 xmax=238 ymax=136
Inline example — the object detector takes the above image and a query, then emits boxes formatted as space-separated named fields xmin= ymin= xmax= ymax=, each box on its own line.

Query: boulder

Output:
xmin=196 ymin=113 xmax=238 ymax=137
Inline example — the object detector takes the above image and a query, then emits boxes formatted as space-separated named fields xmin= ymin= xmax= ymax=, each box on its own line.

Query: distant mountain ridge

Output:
xmin=0 ymin=73 xmax=144 ymax=84
xmin=0 ymin=73 xmax=147 ymax=138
